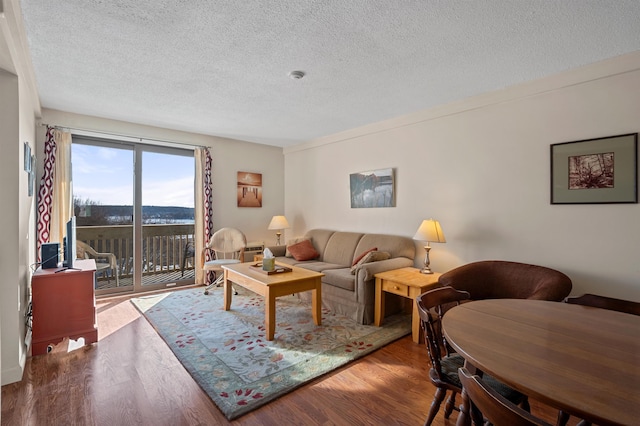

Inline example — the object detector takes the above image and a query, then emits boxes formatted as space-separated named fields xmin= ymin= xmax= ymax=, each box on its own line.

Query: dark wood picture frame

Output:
xmin=550 ymin=133 xmax=637 ymax=204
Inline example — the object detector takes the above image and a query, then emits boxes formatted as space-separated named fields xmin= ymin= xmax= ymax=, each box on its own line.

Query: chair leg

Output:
xmin=444 ymin=391 xmax=457 ymax=418
xmin=557 ymin=410 xmax=570 ymax=426
xmin=469 ymin=402 xmax=484 ymax=426
xmin=203 ymin=272 xmax=238 ymax=295
xmin=424 ymin=388 xmax=446 ymax=426
xmin=203 ymin=273 xmax=224 ymax=295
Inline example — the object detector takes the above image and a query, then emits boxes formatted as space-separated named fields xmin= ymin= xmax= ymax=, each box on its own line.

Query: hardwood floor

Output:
xmin=2 ymin=289 xmax=575 ymax=425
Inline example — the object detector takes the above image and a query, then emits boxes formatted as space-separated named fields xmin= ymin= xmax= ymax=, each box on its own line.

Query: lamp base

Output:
xmin=420 ymin=245 xmax=434 ymax=274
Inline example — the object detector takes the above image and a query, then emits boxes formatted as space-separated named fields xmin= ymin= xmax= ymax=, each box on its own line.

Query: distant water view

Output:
xmin=109 ymin=217 xmax=195 ymax=224
xmin=76 ymin=204 xmax=194 ymax=226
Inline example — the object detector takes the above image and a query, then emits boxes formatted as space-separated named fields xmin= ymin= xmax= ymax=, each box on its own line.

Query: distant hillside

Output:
xmin=75 ymin=204 xmax=194 ymax=225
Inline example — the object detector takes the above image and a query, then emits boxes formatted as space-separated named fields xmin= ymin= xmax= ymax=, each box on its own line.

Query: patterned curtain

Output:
xmin=49 ymin=129 xmax=73 ymax=248
xmin=36 ymin=127 xmax=57 ymax=260
xmin=194 ymin=147 xmax=213 ymax=284
xmin=35 ymin=126 xmax=73 ymax=262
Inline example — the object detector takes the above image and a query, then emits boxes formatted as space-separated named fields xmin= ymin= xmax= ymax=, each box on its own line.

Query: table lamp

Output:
xmin=413 ymin=219 xmax=446 ymax=274
xmin=268 ymin=215 xmax=290 ymax=245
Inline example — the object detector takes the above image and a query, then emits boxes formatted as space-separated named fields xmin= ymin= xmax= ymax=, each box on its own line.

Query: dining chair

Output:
xmin=202 ymin=227 xmax=246 ymax=295
xmin=557 ymin=293 xmax=640 ymax=426
xmin=564 ymin=293 xmax=640 ymax=316
xmin=416 ymin=286 xmax=530 ymax=426
xmin=458 ymin=367 xmax=553 ymax=426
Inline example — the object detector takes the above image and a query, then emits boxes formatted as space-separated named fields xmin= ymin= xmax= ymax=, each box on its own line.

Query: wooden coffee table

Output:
xmin=222 ymin=262 xmax=324 ymax=340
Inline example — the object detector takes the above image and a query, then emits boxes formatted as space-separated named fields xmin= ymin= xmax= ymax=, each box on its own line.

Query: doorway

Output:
xmin=72 ymin=136 xmax=195 ymax=296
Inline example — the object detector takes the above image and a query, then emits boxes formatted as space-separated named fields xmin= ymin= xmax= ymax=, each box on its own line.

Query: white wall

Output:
xmin=1 ymin=0 xmax=39 ymax=386
xmin=40 ymin=109 xmax=286 ymax=247
xmin=284 ymin=53 xmax=640 ymax=301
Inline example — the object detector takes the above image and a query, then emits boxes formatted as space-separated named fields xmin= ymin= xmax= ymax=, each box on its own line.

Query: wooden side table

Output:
xmin=374 ymin=267 xmax=441 ymax=344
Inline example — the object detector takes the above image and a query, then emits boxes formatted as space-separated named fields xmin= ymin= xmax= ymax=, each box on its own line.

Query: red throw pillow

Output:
xmin=352 ymin=247 xmax=377 ymax=267
xmin=287 ymin=239 xmax=320 ymax=261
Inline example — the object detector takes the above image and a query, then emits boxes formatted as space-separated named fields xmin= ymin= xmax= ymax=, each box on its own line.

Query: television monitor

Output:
xmin=63 ymin=216 xmax=77 ymax=268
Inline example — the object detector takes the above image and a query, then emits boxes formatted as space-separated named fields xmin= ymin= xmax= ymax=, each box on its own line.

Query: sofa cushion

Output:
xmin=292 ymin=261 xmax=345 ymax=272
xmin=352 ymin=247 xmax=377 ymax=267
xmin=274 ymin=256 xmax=298 ymax=266
xmin=323 ymin=232 xmax=364 ymax=266
xmin=285 ymin=237 xmax=311 ymax=257
xmin=287 ymin=239 xmax=320 ymax=261
xmin=350 ymin=251 xmax=391 ymax=274
xmin=354 ymin=233 xmax=415 ymax=261
xmin=322 ymin=268 xmax=357 ymax=292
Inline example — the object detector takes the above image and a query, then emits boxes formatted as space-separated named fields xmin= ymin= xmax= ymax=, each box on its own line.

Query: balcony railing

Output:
xmin=77 ymin=224 xmax=195 ymax=283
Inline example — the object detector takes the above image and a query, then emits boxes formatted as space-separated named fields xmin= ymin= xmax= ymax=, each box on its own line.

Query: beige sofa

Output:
xmin=266 ymin=229 xmax=416 ymax=324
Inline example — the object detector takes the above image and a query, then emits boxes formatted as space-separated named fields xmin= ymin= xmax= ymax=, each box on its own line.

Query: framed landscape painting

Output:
xmin=550 ymin=133 xmax=637 ymax=204
xmin=350 ymin=168 xmax=395 ymax=208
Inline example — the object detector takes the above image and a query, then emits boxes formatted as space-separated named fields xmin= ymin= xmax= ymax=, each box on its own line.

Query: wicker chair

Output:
xmin=202 ymin=227 xmax=246 ymax=295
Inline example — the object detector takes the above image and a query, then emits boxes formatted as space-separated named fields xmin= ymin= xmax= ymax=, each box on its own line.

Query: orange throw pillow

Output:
xmin=287 ymin=239 xmax=320 ymax=261
xmin=352 ymin=247 xmax=377 ymax=267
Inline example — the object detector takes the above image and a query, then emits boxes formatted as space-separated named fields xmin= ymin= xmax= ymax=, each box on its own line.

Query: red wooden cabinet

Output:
xmin=31 ymin=259 xmax=98 ymax=355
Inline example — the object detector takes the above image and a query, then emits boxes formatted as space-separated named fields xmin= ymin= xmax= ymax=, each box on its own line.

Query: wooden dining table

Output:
xmin=442 ymin=299 xmax=640 ymax=426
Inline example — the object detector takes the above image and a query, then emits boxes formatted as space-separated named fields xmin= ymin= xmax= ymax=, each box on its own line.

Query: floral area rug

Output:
xmin=131 ymin=286 xmax=411 ymax=420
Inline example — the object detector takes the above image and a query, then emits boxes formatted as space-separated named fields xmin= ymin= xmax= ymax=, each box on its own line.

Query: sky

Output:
xmin=72 ymin=144 xmax=195 ymax=208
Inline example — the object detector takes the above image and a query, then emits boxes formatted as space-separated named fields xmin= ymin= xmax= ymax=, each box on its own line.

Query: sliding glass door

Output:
xmin=72 ymin=136 xmax=195 ymax=296
xmin=139 ymin=147 xmax=195 ymax=290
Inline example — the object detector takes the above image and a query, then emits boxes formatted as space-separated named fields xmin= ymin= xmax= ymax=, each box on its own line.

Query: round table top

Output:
xmin=442 ymin=299 xmax=640 ymax=426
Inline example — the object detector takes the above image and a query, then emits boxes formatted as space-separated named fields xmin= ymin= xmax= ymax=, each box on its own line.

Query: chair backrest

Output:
xmin=76 ymin=240 xmax=96 ymax=259
xmin=438 ymin=260 xmax=572 ymax=301
xmin=458 ymin=367 xmax=552 ymax=426
xmin=565 ymin=293 xmax=640 ymax=316
xmin=208 ymin=227 xmax=247 ymax=261
xmin=416 ymin=286 xmax=471 ymax=379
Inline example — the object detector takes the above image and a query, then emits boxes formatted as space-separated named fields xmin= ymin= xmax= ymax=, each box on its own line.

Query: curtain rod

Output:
xmin=38 ymin=122 xmax=207 ymax=150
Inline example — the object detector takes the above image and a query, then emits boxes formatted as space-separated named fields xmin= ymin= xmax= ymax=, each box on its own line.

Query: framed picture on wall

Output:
xmin=237 ymin=171 xmax=262 ymax=207
xmin=550 ymin=133 xmax=637 ymax=204
xmin=24 ymin=142 xmax=31 ymax=172
xmin=350 ymin=168 xmax=395 ymax=208
xmin=28 ymin=154 xmax=36 ymax=197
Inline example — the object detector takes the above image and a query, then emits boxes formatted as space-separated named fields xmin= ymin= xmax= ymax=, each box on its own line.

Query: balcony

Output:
xmin=77 ymin=224 xmax=195 ymax=290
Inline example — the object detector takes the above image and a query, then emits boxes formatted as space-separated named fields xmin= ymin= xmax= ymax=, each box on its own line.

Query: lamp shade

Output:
xmin=413 ymin=219 xmax=446 ymax=243
xmin=268 ymin=215 xmax=290 ymax=230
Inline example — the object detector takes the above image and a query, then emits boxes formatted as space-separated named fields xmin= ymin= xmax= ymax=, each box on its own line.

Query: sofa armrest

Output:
xmin=264 ymin=245 xmax=286 ymax=257
xmin=351 ymin=257 xmax=414 ymax=307
xmin=356 ymin=257 xmax=414 ymax=283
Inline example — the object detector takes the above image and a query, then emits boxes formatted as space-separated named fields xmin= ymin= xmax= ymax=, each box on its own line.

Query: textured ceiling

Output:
xmin=19 ymin=1 xmax=640 ymax=147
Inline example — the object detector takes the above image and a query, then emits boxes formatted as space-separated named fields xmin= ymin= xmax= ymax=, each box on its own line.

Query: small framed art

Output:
xmin=350 ymin=168 xmax=395 ymax=208
xmin=24 ymin=142 xmax=31 ymax=172
xmin=550 ymin=133 xmax=637 ymax=204
xmin=237 ymin=171 xmax=262 ymax=207
xmin=28 ymin=154 xmax=36 ymax=196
